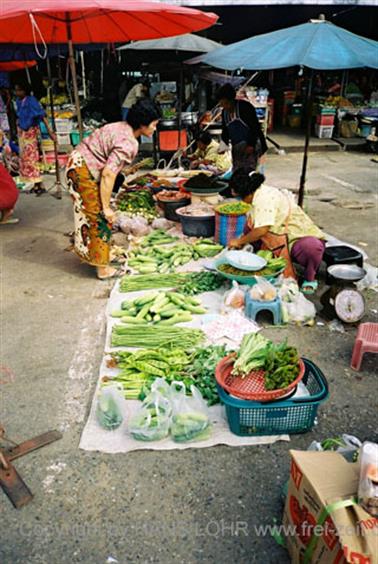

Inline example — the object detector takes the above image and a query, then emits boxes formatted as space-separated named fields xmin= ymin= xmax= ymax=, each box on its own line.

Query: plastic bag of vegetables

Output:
xmin=170 ymin=382 xmax=211 ymax=443
xmin=96 ymin=385 xmax=125 ymax=431
xmin=129 ymin=385 xmax=172 ymax=441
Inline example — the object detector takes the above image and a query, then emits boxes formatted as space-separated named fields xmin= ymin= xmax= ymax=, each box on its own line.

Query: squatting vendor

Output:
xmin=228 ymin=169 xmax=326 ymax=294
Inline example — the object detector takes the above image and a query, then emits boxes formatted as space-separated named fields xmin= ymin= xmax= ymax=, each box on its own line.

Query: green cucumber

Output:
xmin=121 ymin=316 xmax=148 ymax=325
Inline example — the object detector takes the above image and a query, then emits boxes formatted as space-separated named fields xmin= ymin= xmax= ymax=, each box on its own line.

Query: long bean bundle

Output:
xmin=120 ymin=273 xmax=187 ymax=292
xmin=111 ymin=325 xmax=205 ymax=348
xmin=120 ymin=271 xmax=224 ymax=294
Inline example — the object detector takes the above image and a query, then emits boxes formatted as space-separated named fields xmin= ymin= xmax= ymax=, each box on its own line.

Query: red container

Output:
xmin=44 ymin=151 xmax=69 ymax=166
xmin=158 ymin=129 xmax=187 ymax=151
xmin=316 ymin=114 xmax=335 ymax=126
xmin=215 ymin=355 xmax=305 ymax=402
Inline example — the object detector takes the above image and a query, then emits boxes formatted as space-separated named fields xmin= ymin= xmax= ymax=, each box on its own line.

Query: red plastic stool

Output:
xmin=351 ymin=323 xmax=378 ymax=371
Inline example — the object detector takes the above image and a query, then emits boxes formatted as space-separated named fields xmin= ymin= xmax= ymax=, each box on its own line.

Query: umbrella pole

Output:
xmin=178 ymin=65 xmax=184 ymax=159
xmin=298 ymin=70 xmax=313 ymax=208
xmin=46 ymin=57 xmax=62 ymax=200
xmin=66 ymin=16 xmax=83 ymax=140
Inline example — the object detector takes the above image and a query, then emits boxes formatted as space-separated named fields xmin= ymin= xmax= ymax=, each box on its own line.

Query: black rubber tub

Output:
xmin=160 ymin=198 xmax=191 ymax=222
xmin=176 ymin=208 xmax=215 ymax=237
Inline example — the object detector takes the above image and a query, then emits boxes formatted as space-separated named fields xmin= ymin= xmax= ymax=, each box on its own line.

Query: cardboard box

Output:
xmin=283 ymin=450 xmax=378 ymax=564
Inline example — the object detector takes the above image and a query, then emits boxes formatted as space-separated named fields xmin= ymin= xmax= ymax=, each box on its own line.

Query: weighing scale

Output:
xmin=321 ymin=264 xmax=366 ymax=323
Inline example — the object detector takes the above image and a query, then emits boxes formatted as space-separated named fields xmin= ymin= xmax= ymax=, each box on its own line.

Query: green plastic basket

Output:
xmin=217 ymin=359 xmax=328 ymax=436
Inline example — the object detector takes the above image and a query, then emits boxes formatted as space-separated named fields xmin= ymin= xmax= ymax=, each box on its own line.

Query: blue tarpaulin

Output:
xmin=190 ymin=20 xmax=378 ymax=70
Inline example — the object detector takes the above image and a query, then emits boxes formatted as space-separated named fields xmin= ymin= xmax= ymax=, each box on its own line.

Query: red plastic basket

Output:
xmin=215 ymin=355 xmax=305 ymax=402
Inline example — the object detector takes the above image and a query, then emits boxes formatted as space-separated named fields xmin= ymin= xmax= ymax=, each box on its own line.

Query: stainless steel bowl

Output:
xmin=327 ymin=264 xmax=366 ymax=282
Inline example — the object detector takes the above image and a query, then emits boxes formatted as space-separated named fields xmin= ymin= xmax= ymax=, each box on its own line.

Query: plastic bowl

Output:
xmin=225 ymin=250 xmax=267 ymax=272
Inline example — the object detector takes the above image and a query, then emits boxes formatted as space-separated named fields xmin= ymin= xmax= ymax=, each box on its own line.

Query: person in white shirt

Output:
xmin=122 ymin=81 xmax=149 ymax=120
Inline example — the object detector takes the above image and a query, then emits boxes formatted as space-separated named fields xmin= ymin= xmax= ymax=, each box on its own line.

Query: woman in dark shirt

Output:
xmin=216 ymin=83 xmax=267 ymax=173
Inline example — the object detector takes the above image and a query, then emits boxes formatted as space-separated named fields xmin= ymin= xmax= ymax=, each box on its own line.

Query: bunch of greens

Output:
xmin=264 ymin=342 xmax=300 ymax=390
xmin=180 ymin=272 xmax=225 ymax=295
xmin=185 ymin=345 xmax=229 ymax=405
xmin=232 ymin=333 xmax=271 ymax=376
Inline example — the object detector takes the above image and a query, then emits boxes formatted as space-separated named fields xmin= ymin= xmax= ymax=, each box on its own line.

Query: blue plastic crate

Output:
xmin=217 ymin=358 xmax=328 ymax=437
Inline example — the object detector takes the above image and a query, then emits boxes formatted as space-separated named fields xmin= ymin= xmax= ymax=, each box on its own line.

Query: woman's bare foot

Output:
xmin=0 ymin=208 xmax=19 ymax=224
xmin=96 ymin=266 xmax=118 ymax=280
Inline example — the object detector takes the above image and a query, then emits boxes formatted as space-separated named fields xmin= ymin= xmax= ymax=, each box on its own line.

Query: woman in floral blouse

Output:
xmin=66 ymin=99 xmax=161 ymax=280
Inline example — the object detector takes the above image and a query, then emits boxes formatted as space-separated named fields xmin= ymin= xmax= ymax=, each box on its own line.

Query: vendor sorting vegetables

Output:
xmin=189 ymin=131 xmax=231 ymax=175
xmin=228 ymin=170 xmax=326 ymax=294
xmin=66 ymin=99 xmax=161 ymax=280
xmin=216 ymin=83 xmax=267 ymax=173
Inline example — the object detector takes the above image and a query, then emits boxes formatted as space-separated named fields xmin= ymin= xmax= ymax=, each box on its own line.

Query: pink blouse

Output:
xmin=78 ymin=122 xmax=138 ymax=181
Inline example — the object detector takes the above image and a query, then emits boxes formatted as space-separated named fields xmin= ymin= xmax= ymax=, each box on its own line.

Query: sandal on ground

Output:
xmin=301 ymin=280 xmax=318 ymax=295
xmin=0 ymin=217 xmax=20 ymax=225
xmin=97 ymin=268 xmax=121 ymax=281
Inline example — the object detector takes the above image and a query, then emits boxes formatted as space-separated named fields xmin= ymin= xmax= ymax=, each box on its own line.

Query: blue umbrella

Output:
xmin=191 ymin=20 xmax=378 ymax=71
xmin=189 ymin=18 xmax=378 ymax=206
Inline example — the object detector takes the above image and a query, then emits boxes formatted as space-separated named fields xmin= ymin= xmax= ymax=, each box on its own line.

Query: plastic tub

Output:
xmin=217 ymin=358 xmax=329 ymax=436
xmin=161 ymin=198 xmax=190 ymax=222
xmin=176 ymin=208 xmax=215 ymax=237
xmin=70 ymin=130 xmax=92 ymax=146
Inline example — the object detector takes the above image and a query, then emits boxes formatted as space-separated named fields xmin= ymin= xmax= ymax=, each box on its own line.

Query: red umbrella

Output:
xmin=0 ymin=1 xmax=218 ymax=134
xmin=0 ymin=1 xmax=218 ymax=43
xmin=0 ymin=60 xmax=36 ymax=71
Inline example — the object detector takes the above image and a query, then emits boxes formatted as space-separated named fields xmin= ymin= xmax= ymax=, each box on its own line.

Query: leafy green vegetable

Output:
xmin=232 ymin=333 xmax=270 ymax=376
xmin=185 ymin=345 xmax=229 ymax=405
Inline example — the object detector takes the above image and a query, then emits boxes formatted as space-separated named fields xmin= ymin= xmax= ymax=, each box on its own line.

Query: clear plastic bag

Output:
xmin=96 ymin=385 xmax=124 ymax=430
xmin=307 ymin=434 xmax=362 ymax=462
xmin=151 ymin=217 xmax=175 ymax=230
xmin=224 ymin=281 xmax=245 ymax=310
xmin=170 ymin=382 xmax=211 ymax=443
xmin=249 ymin=276 xmax=277 ymax=302
xmin=284 ymin=293 xmax=316 ymax=326
xmin=129 ymin=388 xmax=172 ymax=442
xmin=358 ymin=441 xmax=378 ymax=517
xmin=130 ymin=216 xmax=150 ymax=237
xmin=278 ymin=279 xmax=316 ymax=325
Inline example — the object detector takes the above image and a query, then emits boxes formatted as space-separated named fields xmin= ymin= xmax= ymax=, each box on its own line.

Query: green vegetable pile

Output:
xmin=111 ymin=324 xmax=205 ymax=349
xmin=107 ymin=344 xmax=228 ymax=406
xmin=139 ymin=229 xmax=178 ymax=247
xmin=120 ymin=272 xmax=187 ymax=292
xmin=215 ymin=201 xmax=251 ymax=216
xmin=232 ymin=333 xmax=301 ymax=391
xmin=117 ymin=189 xmax=157 ymax=221
xmin=111 ymin=291 xmax=206 ymax=326
xmin=179 ymin=272 xmax=225 ymax=295
xmin=120 ymin=271 xmax=224 ymax=294
xmin=128 ymin=238 xmax=223 ymax=274
xmin=186 ymin=345 xmax=229 ymax=405
xmin=106 ymin=347 xmax=193 ymax=400
xmin=264 ymin=341 xmax=300 ymax=390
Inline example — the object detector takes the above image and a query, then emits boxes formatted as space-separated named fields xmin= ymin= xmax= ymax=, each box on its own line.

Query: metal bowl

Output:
xmin=327 ymin=264 xmax=366 ymax=282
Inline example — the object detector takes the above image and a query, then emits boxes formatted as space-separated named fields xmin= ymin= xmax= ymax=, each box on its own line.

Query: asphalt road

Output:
xmin=1 ymin=150 xmax=377 ymax=564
